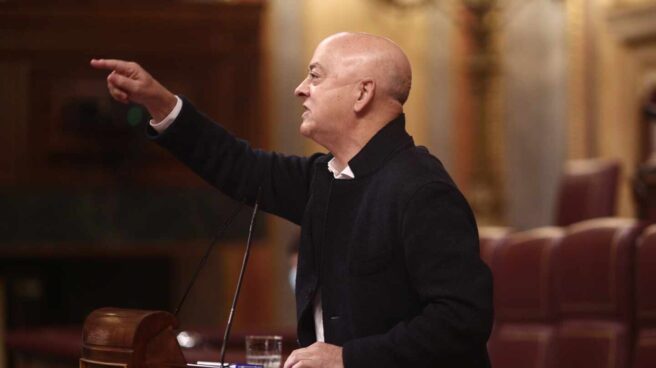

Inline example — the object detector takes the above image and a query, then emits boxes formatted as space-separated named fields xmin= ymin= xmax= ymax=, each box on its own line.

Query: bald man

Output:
xmin=91 ymin=32 xmax=493 ymax=368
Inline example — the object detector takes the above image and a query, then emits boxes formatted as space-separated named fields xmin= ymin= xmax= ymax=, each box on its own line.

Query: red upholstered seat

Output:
xmin=634 ymin=225 xmax=656 ymax=368
xmin=555 ymin=159 xmax=620 ymax=226
xmin=478 ymin=226 xmax=511 ymax=271
xmin=488 ymin=227 xmax=563 ymax=368
xmin=634 ymin=330 xmax=656 ymax=368
xmin=555 ymin=218 xmax=641 ymax=368
xmin=557 ymin=321 xmax=630 ymax=368
xmin=490 ymin=325 xmax=556 ymax=368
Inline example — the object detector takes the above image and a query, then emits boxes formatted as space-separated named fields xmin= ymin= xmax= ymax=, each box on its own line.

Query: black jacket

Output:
xmin=149 ymin=98 xmax=493 ymax=367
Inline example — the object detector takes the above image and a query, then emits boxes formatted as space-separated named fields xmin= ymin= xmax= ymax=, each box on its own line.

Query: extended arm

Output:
xmin=90 ymin=59 xmax=314 ymax=223
xmin=150 ymin=96 xmax=315 ymax=223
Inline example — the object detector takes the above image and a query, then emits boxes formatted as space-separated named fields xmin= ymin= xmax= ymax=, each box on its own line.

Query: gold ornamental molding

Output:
xmin=607 ymin=3 xmax=656 ymax=44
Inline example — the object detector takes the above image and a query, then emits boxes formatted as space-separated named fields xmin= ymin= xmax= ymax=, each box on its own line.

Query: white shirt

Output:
xmin=150 ymin=97 xmax=355 ymax=342
xmin=312 ymin=158 xmax=354 ymax=342
xmin=150 ymin=96 xmax=183 ymax=134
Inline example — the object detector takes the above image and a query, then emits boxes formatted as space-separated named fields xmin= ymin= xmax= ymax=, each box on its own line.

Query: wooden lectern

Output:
xmin=80 ymin=308 xmax=187 ymax=368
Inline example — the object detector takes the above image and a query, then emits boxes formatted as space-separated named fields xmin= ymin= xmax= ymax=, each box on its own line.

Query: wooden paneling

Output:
xmin=0 ymin=62 xmax=29 ymax=184
xmin=0 ymin=1 xmax=264 ymax=187
xmin=0 ymin=0 xmax=269 ymax=340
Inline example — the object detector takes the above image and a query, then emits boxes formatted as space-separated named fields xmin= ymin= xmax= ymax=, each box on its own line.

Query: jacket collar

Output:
xmin=316 ymin=114 xmax=414 ymax=178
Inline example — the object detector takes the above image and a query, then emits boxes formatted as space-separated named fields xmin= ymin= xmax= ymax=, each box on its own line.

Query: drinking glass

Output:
xmin=245 ymin=335 xmax=282 ymax=368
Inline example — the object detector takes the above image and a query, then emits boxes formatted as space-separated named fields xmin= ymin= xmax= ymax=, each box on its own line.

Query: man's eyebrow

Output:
xmin=309 ymin=62 xmax=323 ymax=72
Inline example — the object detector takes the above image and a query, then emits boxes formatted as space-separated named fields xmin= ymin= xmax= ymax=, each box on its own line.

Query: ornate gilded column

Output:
xmin=462 ymin=0 xmax=505 ymax=225
xmin=379 ymin=0 xmax=507 ymax=225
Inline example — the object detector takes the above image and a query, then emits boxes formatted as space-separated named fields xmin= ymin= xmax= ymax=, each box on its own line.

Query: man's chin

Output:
xmin=299 ymin=121 xmax=313 ymax=138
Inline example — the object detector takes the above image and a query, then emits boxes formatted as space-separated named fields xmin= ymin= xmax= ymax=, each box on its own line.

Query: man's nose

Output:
xmin=294 ymin=79 xmax=309 ymax=97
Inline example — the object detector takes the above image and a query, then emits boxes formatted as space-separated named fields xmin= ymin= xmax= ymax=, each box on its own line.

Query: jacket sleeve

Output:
xmin=147 ymin=97 xmax=317 ymax=225
xmin=342 ymin=182 xmax=493 ymax=367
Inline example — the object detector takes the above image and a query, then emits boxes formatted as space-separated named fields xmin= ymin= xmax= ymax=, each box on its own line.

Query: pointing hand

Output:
xmin=90 ymin=59 xmax=178 ymax=122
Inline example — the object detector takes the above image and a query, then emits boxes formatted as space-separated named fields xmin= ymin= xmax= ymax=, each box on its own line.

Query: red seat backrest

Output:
xmin=479 ymin=226 xmax=511 ymax=272
xmin=555 ymin=218 xmax=641 ymax=368
xmin=555 ymin=160 xmax=620 ymax=226
xmin=488 ymin=227 xmax=563 ymax=368
xmin=634 ymin=224 xmax=656 ymax=368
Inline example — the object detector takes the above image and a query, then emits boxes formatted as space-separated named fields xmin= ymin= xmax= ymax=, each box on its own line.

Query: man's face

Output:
xmin=294 ymin=40 xmax=357 ymax=145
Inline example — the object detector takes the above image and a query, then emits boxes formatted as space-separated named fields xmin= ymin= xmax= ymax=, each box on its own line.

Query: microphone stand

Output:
xmin=174 ymin=200 xmax=246 ymax=318
xmin=219 ymin=189 xmax=262 ymax=367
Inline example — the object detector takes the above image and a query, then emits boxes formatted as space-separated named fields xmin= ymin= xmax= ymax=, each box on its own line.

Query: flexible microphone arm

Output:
xmin=219 ymin=188 xmax=262 ymax=366
xmin=174 ymin=199 xmax=246 ymax=317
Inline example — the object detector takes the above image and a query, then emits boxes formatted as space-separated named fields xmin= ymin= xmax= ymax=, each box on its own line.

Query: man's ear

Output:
xmin=354 ymin=79 xmax=375 ymax=113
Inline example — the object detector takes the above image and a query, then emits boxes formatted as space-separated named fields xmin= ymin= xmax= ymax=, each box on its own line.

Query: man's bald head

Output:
xmin=294 ymin=32 xmax=412 ymax=158
xmin=318 ymin=32 xmax=412 ymax=105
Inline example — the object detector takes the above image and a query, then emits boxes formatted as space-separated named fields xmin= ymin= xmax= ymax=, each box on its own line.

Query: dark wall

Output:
xmin=0 ymin=0 xmax=265 ymax=328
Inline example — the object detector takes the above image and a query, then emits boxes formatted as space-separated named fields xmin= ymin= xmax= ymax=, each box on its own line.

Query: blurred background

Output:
xmin=1 ymin=0 xmax=655 ymax=367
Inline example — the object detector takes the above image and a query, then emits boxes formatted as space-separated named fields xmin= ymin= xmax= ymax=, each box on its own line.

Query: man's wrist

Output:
xmin=150 ymin=96 xmax=182 ymax=133
xmin=148 ymin=92 xmax=178 ymax=122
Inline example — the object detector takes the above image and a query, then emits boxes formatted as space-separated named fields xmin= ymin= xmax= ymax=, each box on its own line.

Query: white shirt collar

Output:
xmin=327 ymin=157 xmax=355 ymax=180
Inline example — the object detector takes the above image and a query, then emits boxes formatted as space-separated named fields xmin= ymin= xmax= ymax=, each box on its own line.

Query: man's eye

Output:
xmin=309 ymin=73 xmax=319 ymax=79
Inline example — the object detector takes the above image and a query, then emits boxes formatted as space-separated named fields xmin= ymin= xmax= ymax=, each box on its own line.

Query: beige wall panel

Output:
xmin=263 ymin=0 xmax=306 ymax=330
xmin=596 ymin=35 xmax=637 ymax=217
xmin=502 ymin=0 xmax=568 ymax=229
xmin=615 ymin=0 xmax=656 ymax=5
xmin=566 ymin=0 xmax=641 ymax=218
xmin=581 ymin=0 xmax=656 ymax=219
xmin=566 ymin=0 xmax=592 ymax=159
xmin=425 ymin=8 xmax=456 ymax=172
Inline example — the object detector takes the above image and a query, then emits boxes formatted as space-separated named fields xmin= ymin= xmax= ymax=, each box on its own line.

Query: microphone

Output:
xmin=219 ymin=188 xmax=262 ymax=367
xmin=174 ymin=199 xmax=246 ymax=317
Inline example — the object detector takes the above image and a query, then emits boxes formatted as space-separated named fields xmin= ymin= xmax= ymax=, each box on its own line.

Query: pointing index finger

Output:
xmin=90 ymin=59 xmax=134 ymax=75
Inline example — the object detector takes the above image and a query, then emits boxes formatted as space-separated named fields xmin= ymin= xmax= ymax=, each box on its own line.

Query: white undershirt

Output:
xmin=313 ymin=158 xmax=354 ymax=342
xmin=150 ymin=97 xmax=355 ymax=343
xmin=149 ymin=96 xmax=183 ymax=133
